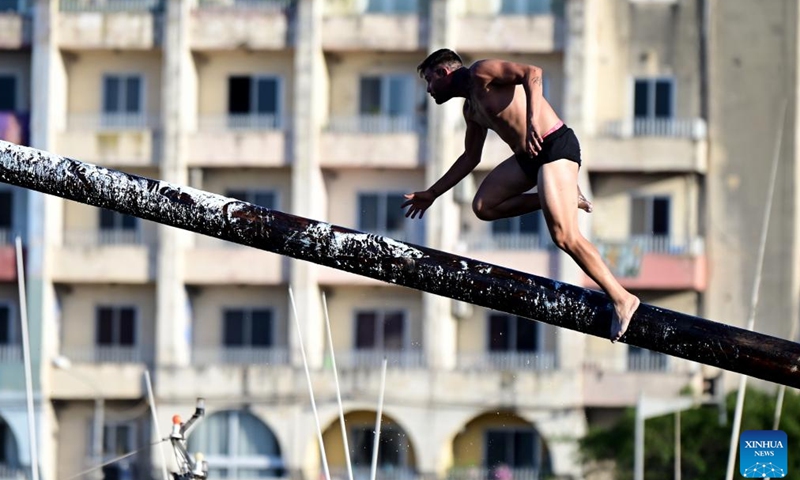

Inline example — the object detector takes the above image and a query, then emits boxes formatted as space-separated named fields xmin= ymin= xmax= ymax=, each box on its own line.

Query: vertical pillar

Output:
xmin=156 ymin=0 xmax=193 ymax=367
xmin=290 ymin=0 xmax=326 ymax=369
xmin=422 ymin=0 xmax=458 ymax=370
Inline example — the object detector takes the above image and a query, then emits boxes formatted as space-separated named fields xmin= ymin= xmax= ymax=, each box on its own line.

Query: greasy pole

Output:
xmin=2 ymin=140 xmax=800 ymax=387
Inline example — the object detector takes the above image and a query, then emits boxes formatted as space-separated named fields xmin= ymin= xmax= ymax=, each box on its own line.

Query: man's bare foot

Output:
xmin=610 ymin=295 xmax=641 ymax=343
xmin=578 ymin=192 xmax=593 ymax=213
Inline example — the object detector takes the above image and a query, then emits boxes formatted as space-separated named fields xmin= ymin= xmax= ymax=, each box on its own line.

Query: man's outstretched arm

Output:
xmin=402 ymin=118 xmax=488 ymax=219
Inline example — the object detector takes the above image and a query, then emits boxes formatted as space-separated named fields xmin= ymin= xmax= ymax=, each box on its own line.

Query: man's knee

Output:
xmin=550 ymin=226 xmax=581 ymax=252
xmin=472 ymin=196 xmax=497 ymax=221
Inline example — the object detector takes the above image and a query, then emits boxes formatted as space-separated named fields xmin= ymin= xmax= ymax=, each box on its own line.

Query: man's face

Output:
xmin=423 ymin=65 xmax=453 ymax=104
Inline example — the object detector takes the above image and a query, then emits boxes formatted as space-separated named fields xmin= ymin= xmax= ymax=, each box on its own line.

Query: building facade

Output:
xmin=0 ymin=0 xmax=798 ymax=479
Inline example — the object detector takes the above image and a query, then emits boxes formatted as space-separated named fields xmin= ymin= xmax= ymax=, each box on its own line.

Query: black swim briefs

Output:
xmin=514 ymin=124 xmax=582 ymax=181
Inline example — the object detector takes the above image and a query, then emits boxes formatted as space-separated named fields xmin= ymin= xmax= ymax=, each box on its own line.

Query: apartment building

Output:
xmin=1 ymin=0 xmax=799 ymax=479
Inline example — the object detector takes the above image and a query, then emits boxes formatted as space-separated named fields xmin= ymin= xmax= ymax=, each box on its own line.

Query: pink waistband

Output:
xmin=541 ymin=120 xmax=564 ymax=139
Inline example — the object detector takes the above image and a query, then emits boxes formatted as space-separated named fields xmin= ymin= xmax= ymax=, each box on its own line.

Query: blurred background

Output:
xmin=0 ymin=0 xmax=798 ymax=479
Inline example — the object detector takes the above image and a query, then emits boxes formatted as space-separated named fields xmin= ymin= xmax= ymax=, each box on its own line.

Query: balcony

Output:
xmin=57 ymin=113 xmax=160 ymax=167
xmin=51 ymin=229 xmax=156 ymax=283
xmin=320 ymin=115 xmax=425 ymax=168
xmin=192 ymin=346 xmax=290 ymax=365
xmin=0 ymin=0 xmax=30 ymax=48
xmin=184 ymin=236 xmax=288 ymax=285
xmin=587 ymin=235 xmax=706 ymax=291
xmin=50 ymin=347 xmax=152 ymax=399
xmin=0 ymin=465 xmax=27 ymax=480
xmin=447 ymin=468 xmax=542 ymax=480
xmin=333 ymin=349 xmax=426 ymax=370
xmin=583 ymin=117 xmax=708 ymax=172
xmin=457 ymin=351 xmax=557 ymax=371
xmin=582 ymin=351 xmax=699 ymax=407
xmin=190 ymin=0 xmax=294 ymax=50
xmin=455 ymin=0 xmax=564 ymax=53
xmin=458 ymin=233 xmax=554 ymax=276
xmin=58 ymin=0 xmax=164 ymax=49
xmin=322 ymin=0 xmax=426 ymax=51
xmin=187 ymin=114 xmax=289 ymax=167
xmin=0 ymin=229 xmax=19 ymax=282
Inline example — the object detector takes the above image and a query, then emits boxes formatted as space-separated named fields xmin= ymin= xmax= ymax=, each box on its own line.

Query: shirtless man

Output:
xmin=401 ymin=48 xmax=640 ymax=342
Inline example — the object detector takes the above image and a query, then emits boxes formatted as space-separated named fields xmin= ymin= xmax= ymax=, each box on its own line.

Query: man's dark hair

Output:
xmin=417 ymin=48 xmax=463 ymax=77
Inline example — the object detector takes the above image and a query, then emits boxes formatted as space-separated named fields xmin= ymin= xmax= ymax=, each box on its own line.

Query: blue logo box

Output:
xmin=740 ymin=430 xmax=788 ymax=478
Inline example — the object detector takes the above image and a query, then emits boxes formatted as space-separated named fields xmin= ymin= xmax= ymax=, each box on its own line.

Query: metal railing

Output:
xmin=594 ymin=235 xmax=705 ymax=256
xmin=602 ymin=117 xmax=707 ymax=139
xmin=326 ymin=115 xmax=425 ymax=134
xmin=67 ymin=113 xmax=160 ymax=131
xmin=198 ymin=113 xmax=285 ymax=131
xmin=461 ymin=232 xmax=549 ymax=251
xmin=583 ymin=351 xmax=687 ymax=374
xmin=60 ymin=0 xmax=163 ymax=12
xmin=457 ymin=351 xmax=557 ymax=371
xmin=192 ymin=346 xmax=290 ymax=365
xmin=334 ymin=349 xmax=426 ymax=369
xmin=447 ymin=467 xmax=542 ymax=480
xmin=627 ymin=351 xmax=669 ymax=371
xmin=60 ymin=345 xmax=154 ymax=364
xmin=0 ymin=345 xmax=22 ymax=363
xmin=63 ymin=229 xmax=154 ymax=247
xmin=195 ymin=0 xmax=293 ymax=11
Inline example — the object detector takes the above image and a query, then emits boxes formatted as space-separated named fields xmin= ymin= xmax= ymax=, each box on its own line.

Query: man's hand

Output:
xmin=401 ymin=190 xmax=436 ymax=219
xmin=526 ymin=120 xmax=543 ymax=156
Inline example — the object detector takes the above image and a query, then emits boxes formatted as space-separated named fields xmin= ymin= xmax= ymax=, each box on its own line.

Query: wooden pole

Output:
xmin=2 ymin=140 xmax=800 ymax=387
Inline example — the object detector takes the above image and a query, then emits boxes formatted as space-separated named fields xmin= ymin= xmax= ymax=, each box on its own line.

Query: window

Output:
xmin=627 ymin=346 xmax=667 ymax=371
xmin=488 ymin=314 xmax=541 ymax=353
xmin=485 ymin=429 xmax=545 ymax=470
xmin=0 ymin=191 xmax=12 ymax=232
xmin=630 ymin=195 xmax=670 ymax=236
xmin=0 ymin=305 xmax=10 ymax=345
xmin=350 ymin=425 xmax=410 ymax=468
xmin=102 ymin=75 xmax=143 ymax=115
xmin=358 ymin=193 xmax=408 ymax=237
xmin=227 ymin=76 xmax=282 ymax=128
xmin=225 ymin=190 xmax=277 ymax=210
xmin=0 ymin=417 xmax=20 ymax=467
xmin=100 ymin=422 xmax=137 ymax=480
xmin=0 ymin=76 xmax=16 ymax=111
xmin=99 ymin=209 xmax=137 ymax=231
xmin=633 ymin=78 xmax=674 ymax=119
xmin=187 ymin=410 xmax=285 ymax=479
xmin=365 ymin=0 xmax=417 ymax=13
xmin=491 ymin=211 xmax=542 ymax=236
xmin=500 ymin=0 xmax=553 ymax=15
xmin=359 ymin=75 xmax=415 ymax=116
xmin=96 ymin=306 xmax=136 ymax=346
xmin=223 ymin=309 xmax=273 ymax=347
xmin=355 ymin=310 xmax=405 ymax=350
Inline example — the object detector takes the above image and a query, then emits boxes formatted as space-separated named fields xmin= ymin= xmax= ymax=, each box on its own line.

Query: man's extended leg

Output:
xmin=472 ymin=157 xmax=592 ymax=221
xmin=537 ymin=159 xmax=640 ymax=342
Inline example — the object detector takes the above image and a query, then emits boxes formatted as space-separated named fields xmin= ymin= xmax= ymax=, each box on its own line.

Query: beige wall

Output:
xmin=195 ymin=50 xmax=295 ymax=117
xmin=321 ymin=410 xmax=419 ymax=469
xmin=59 ymin=285 xmax=156 ymax=350
xmin=190 ymin=286 xmax=290 ymax=348
xmin=323 ymin=286 xmax=423 ymax=351
xmin=452 ymin=412 xmax=538 ymax=467
xmin=64 ymin=51 xmax=163 ymax=116
xmin=0 ymin=52 xmax=32 ymax=111
xmin=199 ymin=168 xmax=292 ymax=209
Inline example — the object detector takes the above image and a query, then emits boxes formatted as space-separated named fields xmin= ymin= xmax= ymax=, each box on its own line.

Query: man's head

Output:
xmin=417 ymin=48 xmax=464 ymax=104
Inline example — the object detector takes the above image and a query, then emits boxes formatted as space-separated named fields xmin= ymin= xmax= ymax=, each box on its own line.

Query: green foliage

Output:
xmin=578 ymin=388 xmax=800 ymax=479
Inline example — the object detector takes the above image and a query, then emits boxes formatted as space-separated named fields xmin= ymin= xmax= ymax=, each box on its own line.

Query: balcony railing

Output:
xmin=0 ymin=465 xmax=28 ymax=480
xmin=602 ymin=117 xmax=707 ymax=140
xmin=63 ymin=229 xmax=154 ymax=247
xmin=325 ymin=115 xmax=425 ymax=134
xmin=457 ymin=351 xmax=557 ymax=371
xmin=67 ymin=113 xmax=160 ymax=131
xmin=192 ymin=346 xmax=290 ymax=365
xmin=61 ymin=345 xmax=154 ymax=364
xmin=195 ymin=0 xmax=293 ymax=10
xmin=333 ymin=349 xmax=426 ymax=369
xmin=461 ymin=232 xmax=549 ymax=251
xmin=198 ymin=113 xmax=285 ymax=131
xmin=584 ymin=351 xmax=686 ymax=374
xmin=329 ymin=467 xmax=419 ymax=480
xmin=594 ymin=235 xmax=705 ymax=255
xmin=60 ymin=0 xmax=163 ymax=12
xmin=0 ymin=345 xmax=22 ymax=363
xmin=447 ymin=467 xmax=542 ymax=480
xmin=627 ymin=351 xmax=669 ymax=371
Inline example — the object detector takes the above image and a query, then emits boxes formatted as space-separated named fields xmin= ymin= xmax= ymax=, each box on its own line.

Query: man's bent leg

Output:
xmin=537 ymin=159 xmax=640 ymax=342
xmin=473 ymin=157 xmax=591 ymax=221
